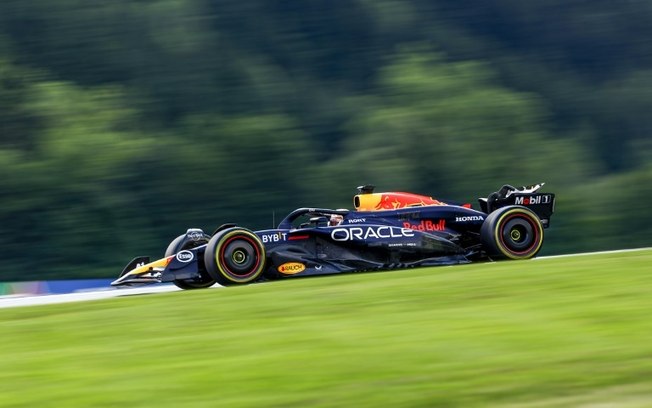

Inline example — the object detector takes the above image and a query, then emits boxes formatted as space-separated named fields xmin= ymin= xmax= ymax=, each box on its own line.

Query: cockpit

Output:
xmin=277 ymin=208 xmax=349 ymax=230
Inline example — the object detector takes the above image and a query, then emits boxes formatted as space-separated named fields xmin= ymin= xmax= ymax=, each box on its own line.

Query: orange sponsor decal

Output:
xmin=277 ymin=262 xmax=306 ymax=275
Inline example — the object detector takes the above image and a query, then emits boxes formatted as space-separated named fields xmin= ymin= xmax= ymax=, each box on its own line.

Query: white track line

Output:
xmin=0 ymin=284 xmax=222 ymax=309
xmin=535 ymin=247 xmax=651 ymax=260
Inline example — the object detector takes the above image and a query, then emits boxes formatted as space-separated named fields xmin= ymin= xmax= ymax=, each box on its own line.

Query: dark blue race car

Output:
xmin=112 ymin=183 xmax=556 ymax=289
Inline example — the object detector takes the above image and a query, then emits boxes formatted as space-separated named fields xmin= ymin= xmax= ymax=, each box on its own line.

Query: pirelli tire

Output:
xmin=165 ymin=231 xmax=216 ymax=289
xmin=480 ymin=206 xmax=544 ymax=260
xmin=204 ymin=227 xmax=267 ymax=286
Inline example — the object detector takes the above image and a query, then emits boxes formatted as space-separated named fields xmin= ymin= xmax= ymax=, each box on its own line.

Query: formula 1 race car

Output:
xmin=112 ymin=183 xmax=555 ymax=289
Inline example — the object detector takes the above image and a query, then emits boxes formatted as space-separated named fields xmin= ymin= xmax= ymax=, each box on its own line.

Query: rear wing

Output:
xmin=479 ymin=184 xmax=556 ymax=228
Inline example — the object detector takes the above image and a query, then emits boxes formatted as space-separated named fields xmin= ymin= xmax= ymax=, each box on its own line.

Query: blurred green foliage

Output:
xmin=0 ymin=1 xmax=651 ymax=280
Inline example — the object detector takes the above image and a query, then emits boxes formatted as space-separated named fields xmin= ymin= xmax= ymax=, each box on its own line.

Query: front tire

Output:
xmin=480 ymin=206 xmax=544 ymax=260
xmin=204 ymin=228 xmax=266 ymax=286
xmin=165 ymin=231 xmax=216 ymax=289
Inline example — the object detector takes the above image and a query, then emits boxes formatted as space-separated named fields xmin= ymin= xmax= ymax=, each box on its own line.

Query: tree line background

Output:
xmin=1 ymin=0 xmax=651 ymax=281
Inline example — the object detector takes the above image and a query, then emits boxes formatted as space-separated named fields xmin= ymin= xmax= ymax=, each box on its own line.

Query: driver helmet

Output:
xmin=329 ymin=214 xmax=344 ymax=226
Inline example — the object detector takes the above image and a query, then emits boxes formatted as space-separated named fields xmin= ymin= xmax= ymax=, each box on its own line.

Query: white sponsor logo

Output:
xmin=515 ymin=195 xmax=552 ymax=205
xmin=187 ymin=230 xmax=205 ymax=241
xmin=261 ymin=233 xmax=287 ymax=243
xmin=176 ymin=250 xmax=194 ymax=263
xmin=455 ymin=216 xmax=484 ymax=222
xmin=347 ymin=218 xmax=366 ymax=223
xmin=331 ymin=226 xmax=415 ymax=241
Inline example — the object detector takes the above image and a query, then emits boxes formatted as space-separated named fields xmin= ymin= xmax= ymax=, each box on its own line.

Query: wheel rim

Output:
xmin=499 ymin=214 xmax=540 ymax=255
xmin=218 ymin=236 xmax=262 ymax=278
xmin=232 ymin=249 xmax=247 ymax=265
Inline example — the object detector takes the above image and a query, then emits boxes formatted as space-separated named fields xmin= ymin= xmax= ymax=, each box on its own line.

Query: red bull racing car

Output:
xmin=112 ymin=183 xmax=555 ymax=289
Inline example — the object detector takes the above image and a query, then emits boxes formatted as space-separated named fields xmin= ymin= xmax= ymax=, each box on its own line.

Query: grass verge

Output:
xmin=1 ymin=249 xmax=652 ymax=407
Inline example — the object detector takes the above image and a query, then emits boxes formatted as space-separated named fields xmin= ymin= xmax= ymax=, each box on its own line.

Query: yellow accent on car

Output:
xmin=125 ymin=256 xmax=173 ymax=277
xmin=354 ymin=193 xmax=382 ymax=211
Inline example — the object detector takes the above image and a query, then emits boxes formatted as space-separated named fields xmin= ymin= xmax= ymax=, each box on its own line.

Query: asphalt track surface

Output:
xmin=1 ymin=248 xmax=649 ymax=309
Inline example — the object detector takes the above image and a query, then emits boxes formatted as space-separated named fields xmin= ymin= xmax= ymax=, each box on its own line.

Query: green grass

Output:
xmin=2 ymin=249 xmax=652 ymax=407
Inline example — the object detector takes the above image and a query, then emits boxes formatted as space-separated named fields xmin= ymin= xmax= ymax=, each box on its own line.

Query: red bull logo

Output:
xmin=403 ymin=220 xmax=446 ymax=231
xmin=355 ymin=192 xmax=445 ymax=211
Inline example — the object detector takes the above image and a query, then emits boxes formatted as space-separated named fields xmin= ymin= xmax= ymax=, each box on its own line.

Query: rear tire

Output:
xmin=480 ymin=206 xmax=544 ymax=260
xmin=204 ymin=228 xmax=266 ymax=286
xmin=165 ymin=231 xmax=216 ymax=289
